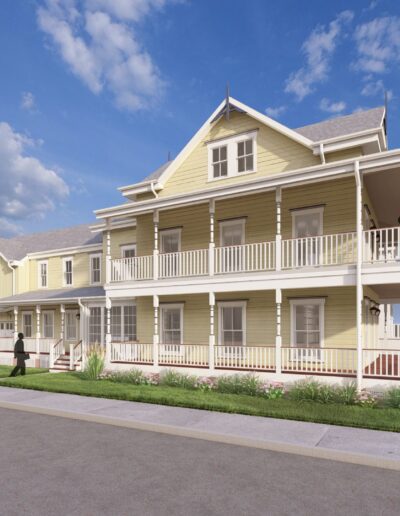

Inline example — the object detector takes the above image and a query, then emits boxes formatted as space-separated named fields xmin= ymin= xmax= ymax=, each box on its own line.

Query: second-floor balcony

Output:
xmin=109 ymin=226 xmax=400 ymax=284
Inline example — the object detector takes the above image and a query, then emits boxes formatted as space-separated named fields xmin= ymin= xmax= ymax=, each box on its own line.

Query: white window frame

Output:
xmin=65 ymin=309 xmax=79 ymax=342
xmin=90 ymin=253 xmax=102 ymax=285
xmin=160 ymin=228 xmax=182 ymax=254
xmin=219 ymin=219 xmax=246 ymax=247
xmin=87 ymin=303 xmax=105 ymax=346
xmin=290 ymin=298 xmax=325 ymax=360
xmin=208 ymin=130 xmax=257 ymax=182
xmin=21 ymin=311 xmax=33 ymax=338
xmin=38 ymin=260 xmax=48 ymax=289
xmin=217 ymin=301 xmax=247 ymax=356
xmin=159 ymin=303 xmax=184 ymax=355
xmin=120 ymin=244 xmax=136 ymax=258
xmin=62 ymin=256 xmax=73 ymax=287
xmin=109 ymin=301 xmax=137 ymax=343
xmin=42 ymin=310 xmax=55 ymax=339
xmin=291 ymin=207 xmax=324 ymax=238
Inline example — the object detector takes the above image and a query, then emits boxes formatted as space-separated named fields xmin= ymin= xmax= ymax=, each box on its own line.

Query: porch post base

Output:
xmin=275 ymin=336 xmax=282 ymax=374
xmin=209 ymin=335 xmax=215 ymax=372
xmin=153 ymin=335 xmax=159 ymax=367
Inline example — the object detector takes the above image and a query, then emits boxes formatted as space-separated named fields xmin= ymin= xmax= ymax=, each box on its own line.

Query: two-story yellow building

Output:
xmin=1 ymin=96 xmax=399 ymax=387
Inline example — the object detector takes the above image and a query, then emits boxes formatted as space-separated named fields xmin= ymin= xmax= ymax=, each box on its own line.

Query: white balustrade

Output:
xmin=363 ymin=227 xmax=400 ymax=263
xmin=281 ymin=347 xmax=357 ymax=375
xmin=111 ymin=255 xmax=153 ymax=282
xmin=159 ymin=249 xmax=209 ymax=278
xmin=214 ymin=346 xmax=275 ymax=370
xmin=70 ymin=340 xmax=83 ymax=370
xmin=282 ymin=232 xmax=357 ymax=269
xmin=215 ymin=241 xmax=275 ymax=274
xmin=158 ymin=344 xmax=209 ymax=367
xmin=363 ymin=349 xmax=400 ymax=378
xmin=111 ymin=342 xmax=153 ymax=364
xmin=39 ymin=338 xmax=55 ymax=354
xmin=50 ymin=339 xmax=64 ymax=368
xmin=0 ymin=337 xmax=14 ymax=352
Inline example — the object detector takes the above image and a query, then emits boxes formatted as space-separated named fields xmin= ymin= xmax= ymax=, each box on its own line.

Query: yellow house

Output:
xmin=1 ymin=96 xmax=399 ymax=387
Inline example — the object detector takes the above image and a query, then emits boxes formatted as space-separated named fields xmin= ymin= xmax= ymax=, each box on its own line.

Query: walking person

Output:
xmin=9 ymin=333 xmax=28 ymax=377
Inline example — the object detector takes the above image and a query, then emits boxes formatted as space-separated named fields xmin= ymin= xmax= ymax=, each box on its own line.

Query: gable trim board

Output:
xmin=95 ymin=148 xmax=400 ymax=221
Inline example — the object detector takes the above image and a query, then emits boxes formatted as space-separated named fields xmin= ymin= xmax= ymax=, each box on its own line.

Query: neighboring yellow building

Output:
xmin=1 ymin=97 xmax=399 ymax=386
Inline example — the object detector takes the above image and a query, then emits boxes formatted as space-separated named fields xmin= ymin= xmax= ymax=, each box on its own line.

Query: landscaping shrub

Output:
xmin=216 ymin=374 xmax=261 ymax=396
xmin=159 ymin=369 xmax=197 ymax=390
xmin=384 ymin=387 xmax=400 ymax=409
xmin=288 ymin=379 xmax=326 ymax=402
xmin=334 ymin=382 xmax=358 ymax=405
xmin=83 ymin=344 xmax=105 ymax=380
xmin=107 ymin=369 xmax=148 ymax=385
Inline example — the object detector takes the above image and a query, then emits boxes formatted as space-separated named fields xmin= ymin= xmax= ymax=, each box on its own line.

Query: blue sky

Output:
xmin=0 ymin=0 xmax=399 ymax=237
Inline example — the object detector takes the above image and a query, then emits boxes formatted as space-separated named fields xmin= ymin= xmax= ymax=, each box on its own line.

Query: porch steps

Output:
xmin=50 ymin=353 xmax=82 ymax=373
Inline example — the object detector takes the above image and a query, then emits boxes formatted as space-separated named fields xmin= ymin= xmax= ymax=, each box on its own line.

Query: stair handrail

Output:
xmin=50 ymin=338 xmax=63 ymax=369
xmin=70 ymin=340 xmax=83 ymax=371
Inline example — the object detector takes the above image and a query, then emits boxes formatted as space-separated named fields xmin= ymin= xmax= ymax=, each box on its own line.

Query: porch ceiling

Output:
xmin=0 ymin=286 xmax=105 ymax=306
xmin=370 ymin=283 xmax=400 ymax=301
xmin=364 ymin=167 xmax=400 ymax=227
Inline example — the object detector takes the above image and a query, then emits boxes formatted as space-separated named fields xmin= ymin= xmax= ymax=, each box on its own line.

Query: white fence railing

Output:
xmin=0 ymin=337 xmax=14 ymax=351
xmin=50 ymin=339 xmax=64 ymax=368
xmin=111 ymin=256 xmax=153 ymax=282
xmin=215 ymin=242 xmax=275 ymax=274
xmin=282 ymin=232 xmax=357 ymax=269
xmin=363 ymin=349 xmax=400 ymax=378
xmin=214 ymin=346 xmax=275 ymax=371
xmin=111 ymin=342 xmax=153 ymax=364
xmin=363 ymin=227 xmax=400 ymax=263
xmin=281 ymin=348 xmax=357 ymax=375
xmin=39 ymin=338 xmax=55 ymax=354
xmin=159 ymin=249 xmax=209 ymax=278
xmin=159 ymin=344 xmax=209 ymax=367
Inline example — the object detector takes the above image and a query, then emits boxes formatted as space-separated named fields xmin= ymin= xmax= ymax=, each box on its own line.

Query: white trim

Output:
xmin=89 ymin=253 xmax=102 ymax=286
xmin=65 ymin=309 xmax=79 ymax=342
xmin=21 ymin=310 xmax=33 ymax=338
xmin=289 ymin=298 xmax=325 ymax=350
xmin=120 ymin=244 xmax=137 ymax=258
xmin=42 ymin=310 xmax=55 ymax=339
xmin=159 ymin=303 xmax=184 ymax=346
xmin=38 ymin=260 xmax=48 ymax=289
xmin=219 ymin=218 xmax=246 ymax=246
xmin=160 ymin=228 xmax=182 ymax=253
xmin=90 ymin=219 xmax=137 ymax=233
xmin=62 ymin=256 xmax=74 ymax=287
xmin=28 ymin=243 xmax=103 ymax=260
xmin=291 ymin=206 xmax=324 ymax=238
xmin=217 ymin=300 xmax=247 ymax=348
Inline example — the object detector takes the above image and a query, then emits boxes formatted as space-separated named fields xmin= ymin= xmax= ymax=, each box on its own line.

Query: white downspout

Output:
xmin=319 ymin=143 xmax=326 ymax=164
xmin=78 ymin=298 xmax=86 ymax=369
xmin=354 ymin=161 xmax=363 ymax=391
xmin=150 ymin=181 xmax=159 ymax=199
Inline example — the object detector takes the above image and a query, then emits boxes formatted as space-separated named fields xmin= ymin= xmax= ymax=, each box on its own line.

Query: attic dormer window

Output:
xmin=207 ymin=130 xmax=257 ymax=181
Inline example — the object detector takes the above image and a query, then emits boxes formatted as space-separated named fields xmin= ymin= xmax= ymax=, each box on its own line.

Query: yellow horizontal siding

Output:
xmin=0 ymin=257 xmax=12 ymax=297
xmin=325 ymin=148 xmax=363 ymax=163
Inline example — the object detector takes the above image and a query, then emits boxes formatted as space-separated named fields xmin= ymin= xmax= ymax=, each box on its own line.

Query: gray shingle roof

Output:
xmin=143 ymin=160 xmax=172 ymax=182
xmin=0 ymin=223 xmax=102 ymax=261
xmin=0 ymin=286 xmax=105 ymax=304
xmin=294 ymin=107 xmax=385 ymax=142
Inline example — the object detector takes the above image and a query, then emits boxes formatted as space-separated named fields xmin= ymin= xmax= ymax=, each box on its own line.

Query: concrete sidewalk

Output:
xmin=0 ymin=386 xmax=399 ymax=471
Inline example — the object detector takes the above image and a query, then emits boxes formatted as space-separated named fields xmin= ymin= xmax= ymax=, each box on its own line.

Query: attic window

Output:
xmin=208 ymin=130 xmax=257 ymax=181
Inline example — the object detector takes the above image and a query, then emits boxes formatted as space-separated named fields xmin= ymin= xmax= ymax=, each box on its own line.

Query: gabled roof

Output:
xmin=294 ymin=107 xmax=385 ymax=142
xmin=143 ymin=160 xmax=173 ymax=182
xmin=0 ymin=223 xmax=102 ymax=261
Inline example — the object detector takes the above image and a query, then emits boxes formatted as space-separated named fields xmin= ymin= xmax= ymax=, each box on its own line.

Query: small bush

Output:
xmin=384 ymin=387 xmax=400 ymax=408
xmin=216 ymin=374 xmax=261 ymax=396
xmin=83 ymin=344 xmax=105 ymax=380
xmin=288 ymin=379 xmax=326 ymax=402
xmin=108 ymin=369 xmax=148 ymax=385
xmin=160 ymin=370 xmax=197 ymax=390
xmin=334 ymin=382 xmax=358 ymax=405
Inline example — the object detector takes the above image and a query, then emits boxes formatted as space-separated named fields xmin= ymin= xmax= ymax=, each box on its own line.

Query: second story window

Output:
xmin=90 ymin=254 xmax=102 ymax=285
xmin=38 ymin=261 xmax=48 ymax=288
xmin=237 ymin=139 xmax=254 ymax=173
xmin=220 ymin=219 xmax=245 ymax=247
xmin=121 ymin=244 xmax=136 ymax=258
xmin=63 ymin=257 xmax=73 ymax=286
xmin=212 ymin=146 xmax=228 ymax=178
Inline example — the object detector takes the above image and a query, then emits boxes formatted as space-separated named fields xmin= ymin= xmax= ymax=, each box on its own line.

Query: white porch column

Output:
xmin=106 ymin=224 xmax=111 ymax=283
xmin=275 ymin=288 xmax=282 ymax=374
xmin=209 ymin=200 xmax=215 ymax=277
xmin=355 ymin=161 xmax=363 ymax=390
xmin=13 ymin=306 xmax=18 ymax=340
xmin=153 ymin=295 xmax=159 ymax=367
xmin=60 ymin=304 xmax=65 ymax=341
xmin=35 ymin=305 xmax=41 ymax=367
xmin=275 ymin=187 xmax=282 ymax=271
xmin=105 ymin=297 xmax=112 ymax=366
xmin=153 ymin=211 xmax=159 ymax=280
xmin=364 ymin=299 xmax=370 ymax=349
xmin=209 ymin=292 xmax=215 ymax=371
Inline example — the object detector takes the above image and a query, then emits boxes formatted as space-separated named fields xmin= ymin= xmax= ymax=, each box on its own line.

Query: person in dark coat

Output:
xmin=9 ymin=333 xmax=27 ymax=377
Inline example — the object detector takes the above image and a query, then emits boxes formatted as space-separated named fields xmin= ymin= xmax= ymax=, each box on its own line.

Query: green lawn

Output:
xmin=0 ymin=371 xmax=399 ymax=432
xmin=0 ymin=365 xmax=48 ymax=378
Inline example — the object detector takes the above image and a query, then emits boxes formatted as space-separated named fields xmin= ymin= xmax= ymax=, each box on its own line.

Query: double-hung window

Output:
xmin=38 ymin=261 xmax=48 ymax=288
xmin=63 ymin=257 xmax=73 ymax=286
xmin=160 ymin=304 xmax=183 ymax=355
xmin=208 ymin=131 xmax=257 ymax=181
xmin=218 ymin=301 xmax=246 ymax=357
xmin=42 ymin=311 xmax=54 ymax=339
xmin=237 ymin=139 xmax=254 ymax=173
xmin=109 ymin=305 xmax=137 ymax=342
xmin=22 ymin=312 xmax=33 ymax=338
xmin=90 ymin=253 xmax=102 ymax=285
xmin=212 ymin=146 xmax=228 ymax=178
xmin=219 ymin=219 xmax=246 ymax=273
xmin=291 ymin=207 xmax=324 ymax=267
xmin=290 ymin=299 xmax=325 ymax=361
xmin=121 ymin=245 xmax=136 ymax=259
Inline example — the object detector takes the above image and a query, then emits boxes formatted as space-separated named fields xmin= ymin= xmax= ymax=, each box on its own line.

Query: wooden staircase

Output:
xmin=50 ymin=353 xmax=82 ymax=372
xmin=50 ymin=339 xmax=83 ymax=373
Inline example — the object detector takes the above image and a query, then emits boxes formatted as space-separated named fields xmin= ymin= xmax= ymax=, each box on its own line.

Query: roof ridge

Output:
xmin=2 ymin=222 xmax=97 ymax=243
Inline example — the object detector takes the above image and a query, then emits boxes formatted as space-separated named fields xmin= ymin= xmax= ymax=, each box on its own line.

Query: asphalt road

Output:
xmin=0 ymin=408 xmax=399 ymax=516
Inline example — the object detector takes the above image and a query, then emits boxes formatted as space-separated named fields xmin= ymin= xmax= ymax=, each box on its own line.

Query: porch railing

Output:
xmin=111 ymin=255 xmax=153 ymax=282
xmin=70 ymin=340 xmax=82 ymax=370
xmin=50 ymin=339 xmax=64 ymax=368
xmin=214 ymin=345 xmax=275 ymax=371
xmin=281 ymin=347 xmax=357 ymax=375
xmin=159 ymin=249 xmax=209 ymax=278
xmin=39 ymin=338 xmax=55 ymax=354
xmin=158 ymin=344 xmax=209 ymax=367
xmin=282 ymin=232 xmax=357 ymax=269
xmin=363 ymin=227 xmax=400 ymax=263
xmin=111 ymin=342 xmax=153 ymax=364
xmin=0 ymin=337 xmax=14 ymax=351
xmin=363 ymin=349 xmax=400 ymax=378
xmin=215 ymin=241 xmax=275 ymax=274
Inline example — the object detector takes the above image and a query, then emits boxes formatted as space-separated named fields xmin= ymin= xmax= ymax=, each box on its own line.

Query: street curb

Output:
xmin=1 ymin=399 xmax=399 ymax=471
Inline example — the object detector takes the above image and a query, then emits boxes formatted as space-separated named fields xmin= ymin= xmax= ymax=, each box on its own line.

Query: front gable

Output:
xmin=158 ymin=109 xmax=319 ymax=198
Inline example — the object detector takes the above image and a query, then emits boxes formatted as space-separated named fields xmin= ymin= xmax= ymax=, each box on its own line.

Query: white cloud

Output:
xmin=285 ymin=11 xmax=354 ymax=101
xmin=319 ymin=98 xmax=346 ymax=114
xmin=37 ymin=0 xmax=170 ymax=111
xmin=265 ymin=106 xmax=286 ymax=119
xmin=354 ymin=17 xmax=400 ymax=74
xmin=0 ymin=122 xmax=69 ymax=236
xmin=361 ymin=78 xmax=393 ymax=99
xmin=20 ymin=92 xmax=36 ymax=112
xmin=0 ymin=218 xmax=22 ymax=238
